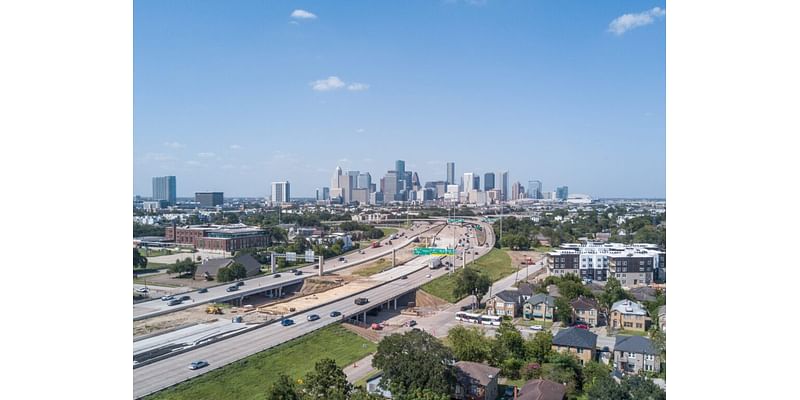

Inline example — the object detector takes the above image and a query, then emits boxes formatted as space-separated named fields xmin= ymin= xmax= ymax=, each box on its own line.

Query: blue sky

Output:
xmin=134 ymin=0 xmax=665 ymax=198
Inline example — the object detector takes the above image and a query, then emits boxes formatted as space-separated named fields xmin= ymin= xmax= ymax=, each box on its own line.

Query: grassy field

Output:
xmin=614 ymin=329 xmax=649 ymax=337
xmin=379 ymin=227 xmax=398 ymax=237
xmin=421 ymin=249 xmax=515 ymax=303
xmin=353 ymin=257 xmax=392 ymax=277
xmin=145 ymin=324 xmax=377 ymax=400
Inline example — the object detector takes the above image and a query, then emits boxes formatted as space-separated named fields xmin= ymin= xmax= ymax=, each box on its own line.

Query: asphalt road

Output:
xmin=133 ymin=223 xmax=444 ymax=320
xmin=133 ymin=220 xmax=493 ymax=399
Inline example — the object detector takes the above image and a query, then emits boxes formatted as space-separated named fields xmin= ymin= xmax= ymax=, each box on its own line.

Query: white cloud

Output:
xmin=289 ymin=20 xmax=299 ymax=25
xmin=291 ymin=9 xmax=317 ymax=20
xmin=197 ymin=152 xmax=216 ymax=158
xmin=163 ymin=141 xmax=184 ymax=149
xmin=229 ymin=144 xmax=242 ymax=150
xmin=356 ymin=128 xmax=366 ymax=133
xmin=347 ymin=83 xmax=370 ymax=91
xmin=185 ymin=160 xmax=202 ymax=167
xmin=144 ymin=153 xmax=176 ymax=162
xmin=608 ymin=7 xmax=666 ymax=36
xmin=311 ymin=76 xmax=346 ymax=91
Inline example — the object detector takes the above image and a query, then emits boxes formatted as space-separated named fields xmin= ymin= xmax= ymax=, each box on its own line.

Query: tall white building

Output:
xmin=331 ymin=166 xmax=342 ymax=189
xmin=496 ymin=171 xmax=509 ymax=201
xmin=271 ymin=181 xmax=290 ymax=203
xmin=463 ymin=172 xmax=475 ymax=193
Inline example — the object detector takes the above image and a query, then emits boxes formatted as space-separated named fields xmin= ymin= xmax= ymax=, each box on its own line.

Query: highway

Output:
xmin=133 ymin=223 xmax=444 ymax=320
xmin=133 ymin=220 xmax=493 ymax=398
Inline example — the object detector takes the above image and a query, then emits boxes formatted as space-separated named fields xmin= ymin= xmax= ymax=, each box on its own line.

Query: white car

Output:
xmin=529 ymin=325 xmax=543 ymax=331
xmin=136 ymin=287 xmax=149 ymax=293
xmin=426 ymin=274 xmax=432 ymax=278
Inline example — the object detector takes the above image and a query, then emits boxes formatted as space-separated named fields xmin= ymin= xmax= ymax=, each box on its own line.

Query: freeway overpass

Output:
xmin=133 ymin=220 xmax=494 ymax=398
xmin=133 ymin=223 xmax=445 ymax=321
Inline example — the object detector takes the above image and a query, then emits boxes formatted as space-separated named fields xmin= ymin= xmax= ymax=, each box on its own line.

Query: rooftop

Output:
xmin=614 ymin=335 xmax=657 ymax=355
xmin=552 ymin=327 xmax=597 ymax=350
xmin=611 ymin=299 xmax=648 ymax=316
xmin=454 ymin=361 xmax=501 ymax=387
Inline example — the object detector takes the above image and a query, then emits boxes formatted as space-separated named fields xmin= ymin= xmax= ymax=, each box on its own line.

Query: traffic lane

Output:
xmin=133 ymin=265 xmax=448 ymax=398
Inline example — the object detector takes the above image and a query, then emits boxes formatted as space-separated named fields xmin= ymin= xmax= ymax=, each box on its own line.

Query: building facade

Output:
xmin=447 ymin=162 xmax=456 ymax=185
xmin=195 ymin=192 xmax=223 ymax=208
xmin=271 ymin=181 xmax=290 ymax=203
xmin=609 ymin=300 xmax=651 ymax=332
xmin=613 ymin=336 xmax=661 ymax=374
xmin=152 ymin=176 xmax=176 ymax=205
xmin=484 ymin=172 xmax=495 ymax=191
xmin=165 ymin=223 xmax=268 ymax=253
xmin=547 ymin=242 xmax=664 ymax=284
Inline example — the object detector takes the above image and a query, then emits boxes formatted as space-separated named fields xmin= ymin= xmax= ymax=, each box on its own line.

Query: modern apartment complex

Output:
xmin=546 ymin=242 xmax=665 ymax=286
xmin=152 ymin=176 xmax=176 ymax=205
xmin=195 ymin=192 xmax=223 ymax=208
xmin=271 ymin=181 xmax=290 ymax=203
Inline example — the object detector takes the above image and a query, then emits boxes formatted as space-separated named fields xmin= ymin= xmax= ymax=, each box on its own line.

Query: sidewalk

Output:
xmin=344 ymin=353 xmax=375 ymax=384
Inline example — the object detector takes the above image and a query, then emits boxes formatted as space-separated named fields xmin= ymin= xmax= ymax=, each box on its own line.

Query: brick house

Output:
xmin=453 ymin=361 xmax=501 ymax=400
xmin=552 ymin=327 xmax=597 ymax=366
xmin=570 ymin=296 xmax=601 ymax=327
xmin=486 ymin=290 xmax=519 ymax=317
xmin=609 ymin=300 xmax=651 ymax=332
xmin=613 ymin=335 xmax=662 ymax=374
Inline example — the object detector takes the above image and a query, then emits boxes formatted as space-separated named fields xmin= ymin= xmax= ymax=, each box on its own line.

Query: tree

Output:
xmin=582 ymin=361 xmax=611 ymax=393
xmin=554 ymin=296 xmax=573 ymax=324
xmin=650 ymin=328 xmax=666 ymax=363
xmin=133 ymin=248 xmax=147 ymax=269
xmin=447 ymin=325 xmax=491 ymax=363
xmin=302 ymin=358 xmax=352 ymax=400
xmin=217 ymin=266 xmax=233 ymax=282
xmin=348 ymin=387 xmax=383 ymax=400
xmin=229 ymin=262 xmax=248 ymax=280
xmin=525 ymin=331 xmax=553 ymax=364
xmin=453 ymin=267 xmax=491 ymax=301
xmin=599 ymin=277 xmax=631 ymax=310
xmin=373 ymin=330 xmax=456 ymax=398
xmin=540 ymin=352 xmax=582 ymax=397
xmin=495 ymin=320 xmax=526 ymax=360
xmin=586 ymin=375 xmax=630 ymax=400
xmin=621 ymin=375 xmax=665 ymax=400
xmin=168 ymin=257 xmax=196 ymax=278
xmin=265 ymin=374 xmax=300 ymax=400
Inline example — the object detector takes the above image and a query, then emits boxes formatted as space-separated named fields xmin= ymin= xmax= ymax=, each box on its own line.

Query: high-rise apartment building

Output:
xmin=446 ymin=162 xmax=455 ymax=185
xmin=496 ymin=171 xmax=509 ymax=201
xmin=528 ymin=180 xmax=542 ymax=199
xmin=271 ymin=181 xmax=291 ymax=203
xmin=484 ymin=172 xmax=495 ymax=191
xmin=195 ymin=192 xmax=223 ymax=208
xmin=152 ymin=176 xmax=177 ymax=205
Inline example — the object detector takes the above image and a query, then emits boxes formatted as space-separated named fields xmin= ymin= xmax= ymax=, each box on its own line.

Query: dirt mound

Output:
xmin=342 ymin=322 xmax=382 ymax=342
xmin=414 ymin=290 xmax=451 ymax=309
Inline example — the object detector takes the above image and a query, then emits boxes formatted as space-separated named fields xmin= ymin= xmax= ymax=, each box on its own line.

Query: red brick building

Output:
xmin=165 ymin=224 xmax=268 ymax=253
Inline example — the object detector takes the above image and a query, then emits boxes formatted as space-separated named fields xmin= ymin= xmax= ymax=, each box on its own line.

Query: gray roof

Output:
xmin=195 ymin=253 xmax=262 ymax=278
xmin=552 ymin=327 xmax=597 ymax=350
xmin=454 ymin=361 xmax=501 ymax=387
xmin=517 ymin=283 xmax=534 ymax=297
xmin=611 ymin=300 xmax=648 ymax=316
xmin=494 ymin=290 xmax=519 ymax=303
xmin=517 ymin=379 xmax=567 ymax=400
xmin=526 ymin=293 xmax=556 ymax=307
xmin=629 ymin=287 xmax=657 ymax=302
xmin=614 ymin=335 xmax=656 ymax=355
xmin=570 ymin=296 xmax=599 ymax=311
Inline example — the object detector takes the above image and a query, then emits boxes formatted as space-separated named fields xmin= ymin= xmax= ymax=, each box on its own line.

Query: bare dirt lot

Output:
xmin=258 ymin=275 xmax=378 ymax=316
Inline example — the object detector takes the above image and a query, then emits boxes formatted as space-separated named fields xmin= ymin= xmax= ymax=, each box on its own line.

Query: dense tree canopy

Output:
xmin=447 ymin=325 xmax=491 ymax=363
xmin=133 ymin=248 xmax=147 ymax=268
xmin=453 ymin=267 xmax=491 ymax=301
xmin=302 ymin=358 xmax=352 ymax=400
xmin=373 ymin=330 xmax=456 ymax=398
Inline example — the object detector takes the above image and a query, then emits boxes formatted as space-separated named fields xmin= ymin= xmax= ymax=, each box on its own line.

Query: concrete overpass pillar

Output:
xmin=394 ymin=298 xmax=397 ymax=310
xmin=270 ymin=252 xmax=276 ymax=274
xmin=362 ymin=312 xmax=366 ymax=323
xmin=392 ymin=248 xmax=396 ymax=267
xmin=278 ymin=286 xmax=282 ymax=297
xmin=318 ymin=256 xmax=324 ymax=276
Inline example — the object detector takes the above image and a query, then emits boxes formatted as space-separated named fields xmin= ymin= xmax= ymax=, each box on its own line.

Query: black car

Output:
xmin=329 ymin=311 xmax=341 ymax=317
xmin=179 ymin=295 xmax=191 ymax=301
xmin=354 ymin=298 xmax=369 ymax=305
xmin=168 ymin=299 xmax=182 ymax=306
xmin=226 ymin=285 xmax=238 ymax=292
xmin=294 ymin=270 xmax=303 ymax=275
xmin=274 ymin=273 xmax=281 ymax=278
xmin=236 ymin=281 xmax=245 ymax=287
xmin=198 ymin=288 xmax=208 ymax=293
xmin=400 ymin=275 xmax=408 ymax=280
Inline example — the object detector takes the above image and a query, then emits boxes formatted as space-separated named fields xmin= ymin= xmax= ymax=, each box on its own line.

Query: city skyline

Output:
xmin=134 ymin=1 xmax=665 ymax=198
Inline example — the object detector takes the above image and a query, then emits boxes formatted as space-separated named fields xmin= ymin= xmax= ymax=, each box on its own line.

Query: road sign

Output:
xmin=304 ymin=250 xmax=315 ymax=262
xmin=447 ymin=218 xmax=464 ymax=223
xmin=414 ymin=247 xmax=455 ymax=256
xmin=286 ymin=252 xmax=296 ymax=262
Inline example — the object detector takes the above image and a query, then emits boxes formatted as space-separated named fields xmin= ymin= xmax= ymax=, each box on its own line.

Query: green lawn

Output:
xmin=144 ymin=324 xmax=377 ymax=400
xmin=353 ymin=258 xmax=392 ymax=277
xmin=421 ymin=249 xmax=516 ymax=303
xmin=379 ymin=227 xmax=398 ymax=237
xmin=614 ymin=329 xmax=650 ymax=337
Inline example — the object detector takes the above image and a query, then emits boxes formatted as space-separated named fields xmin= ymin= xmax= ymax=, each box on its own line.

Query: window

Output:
xmin=645 ymin=354 xmax=655 ymax=361
xmin=640 ymin=260 xmax=645 ymax=265
xmin=628 ymin=352 xmax=636 ymax=359
xmin=577 ymin=348 xmax=584 ymax=354
xmin=636 ymin=323 xmax=642 ymax=328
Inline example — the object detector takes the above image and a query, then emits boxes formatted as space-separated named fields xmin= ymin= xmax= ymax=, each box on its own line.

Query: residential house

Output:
xmin=570 ymin=296 xmax=601 ymax=327
xmin=517 ymin=282 xmax=534 ymax=303
xmin=195 ymin=253 xmax=262 ymax=280
xmin=613 ymin=336 xmax=662 ymax=374
xmin=453 ymin=361 xmax=501 ymax=400
xmin=609 ymin=300 xmax=651 ymax=332
xmin=523 ymin=294 xmax=556 ymax=321
xmin=657 ymin=305 xmax=666 ymax=332
xmin=486 ymin=290 xmax=519 ymax=317
xmin=552 ymin=327 xmax=598 ymax=366
xmin=516 ymin=379 xmax=567 ymax=400
xmin=365 ymin=373 xmax=393 ymax=398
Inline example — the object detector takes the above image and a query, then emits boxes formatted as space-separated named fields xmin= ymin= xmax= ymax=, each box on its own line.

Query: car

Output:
xmin=160 ymin=295 xmax=174 ymax=301
xmin=307 ymin=314 xmax=320 ymax=321
xmin=168 ymin=299 xmax=182 ymax=306
xmin=445 ymin=267 xmax=450 ymax=271
xmin=400 ymin=275 xmax=408 ymax=279
xmin=198 ymin=288 xmax=208 ymax=293
xmin=354 ymin=297 xmax=369 ymax=305
xmin=281 ymin=319 xmax=294 ymax=326
xmin=529 ymin=325 xmax=544 ymax=331
xmin=179 ymin=295 xmax=191 ymax=301
xmin=236 ymin=281 xmax=245 ymax=287
xmin=329 ymin=311 xmax=341 ymax=317
xmin=226 ymin=285 xmax=238 ymax=292
xmin=407 ymin=320 xmax=417 ymax=327
xmin=136 ymin=287 xmax=149 ymax=293
xmin=474 ymin=251 xmax=479 ymax=255
xmin=574 ymin=324 xmax=589 ymax=330
xmin=425 ymin=274 xmax=432 ymax=278
xmin=294 ymin=270 xmax=303 ymax=275
xmin=290 ymin=269 xmax=297 ymax=274
xmin=274 ymin=273 xmax=281 ymax=278
xmin=338 ymin=257 xmax=345 ymax=262
xmin=189 ymin=360 xmax=209 ymax=370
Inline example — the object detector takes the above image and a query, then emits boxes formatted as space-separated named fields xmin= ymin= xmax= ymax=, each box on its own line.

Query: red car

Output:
xmin=574 ymin=324 xmax=589 ymax=330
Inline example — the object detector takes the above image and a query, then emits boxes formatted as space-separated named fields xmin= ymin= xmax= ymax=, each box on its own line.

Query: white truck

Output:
xmin=428 ymin=257 xmax=443 ymax=270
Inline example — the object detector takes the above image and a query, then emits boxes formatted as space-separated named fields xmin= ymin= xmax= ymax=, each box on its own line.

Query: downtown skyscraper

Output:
xmin=446 ymin=162 xmax=455 ymax=185
xmin=152 ymin=176 xmax=176 ymax=205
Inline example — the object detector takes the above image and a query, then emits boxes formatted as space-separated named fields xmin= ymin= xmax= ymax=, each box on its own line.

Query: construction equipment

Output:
xmin=205 ymin=305 xmax=223 ymax=314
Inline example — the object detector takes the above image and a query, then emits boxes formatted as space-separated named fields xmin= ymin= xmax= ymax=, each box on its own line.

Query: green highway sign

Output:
xmin=414 ymin=247 xmax=455 ymax=256
xmin=447 ymin=218 xmax=464 ymax=223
